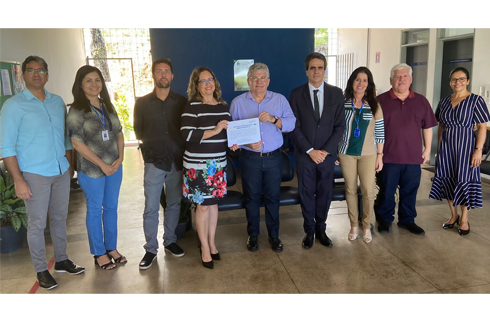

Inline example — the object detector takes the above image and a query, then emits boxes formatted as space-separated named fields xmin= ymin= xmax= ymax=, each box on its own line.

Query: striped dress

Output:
xmin=338 ymin=100 xmax=385 ymax=156
xmin=429 ymin=94 xmax=490 ymax=209
xmin=180 ymin=101 xmax=232 ymax=205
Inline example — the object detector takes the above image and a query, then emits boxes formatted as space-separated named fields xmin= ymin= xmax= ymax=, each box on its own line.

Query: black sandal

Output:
xmin=107 ymin=250 xmax=128 ymax=264
xmin=94 ymin=254 xmax=116 ymax=270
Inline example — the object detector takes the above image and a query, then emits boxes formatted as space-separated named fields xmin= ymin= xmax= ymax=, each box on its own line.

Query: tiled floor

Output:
xmin=1 ymin=146 xmax=490 ymax=296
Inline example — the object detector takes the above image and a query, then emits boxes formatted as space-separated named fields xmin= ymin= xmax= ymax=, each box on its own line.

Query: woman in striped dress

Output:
xmin=181 ymin=67 xmax=238 ymax=269
xmin=338 ymin=67 xmax=385 ymax=243
xmin=429 ymin=67 xmax=490 ymax=236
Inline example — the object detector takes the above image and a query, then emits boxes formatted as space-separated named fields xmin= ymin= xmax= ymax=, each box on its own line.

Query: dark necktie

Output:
xmin=313 ymin=89 xmax=320 ymax=122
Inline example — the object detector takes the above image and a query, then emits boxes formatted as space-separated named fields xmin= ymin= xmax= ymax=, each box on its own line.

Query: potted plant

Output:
xmin=113 ymin=91 xmax=134 ymax=141
xmin=0 ymin=167 xmax=28 ymax=253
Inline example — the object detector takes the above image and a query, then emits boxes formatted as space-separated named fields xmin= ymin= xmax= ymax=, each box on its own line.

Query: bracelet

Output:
xmin=377 ymin=153 xmax=383 ymax=155
xmin=475 ymin=147 xmax=483 ymax=151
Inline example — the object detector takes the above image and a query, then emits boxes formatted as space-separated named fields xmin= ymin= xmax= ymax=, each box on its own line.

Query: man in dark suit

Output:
xmin=289 ymin=52 xmax=345 ymax=249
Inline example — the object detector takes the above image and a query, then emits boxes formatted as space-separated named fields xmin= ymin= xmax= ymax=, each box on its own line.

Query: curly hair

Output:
xmin=186 ymin=67 xmax=226 ymax=105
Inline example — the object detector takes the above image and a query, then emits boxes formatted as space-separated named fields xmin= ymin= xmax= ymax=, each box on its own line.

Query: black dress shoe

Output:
xmin=200 ymin=248 xmax=214 ymax=269
xmin=202 ymin=259 xmax=214 ymax=269
xmin=269 ymin=237 xmax=283 ymax=252
xmin=139 ymin=252 xmax=157 ymax=270
xmin=37 ymin=270 xmax=57 ymax=290
xmin=54 ymin=259 xmax=85 ymax=275
xmin=397 ymin=222 xmax=425 ymax=235
xmin=458 ymin=222 xmax=470 ymax=236
xmin=443 ymin=215 xmax=460 ymax=229
xmin=315 ymin=231 xmax=333 ymax=247
xmin=211 ymin=253 xmax=221 ymax=261
xmin=302 ymin=233 xmax=314 ymax=249
xmin=247 ymin=236 xmax=259 ymax=252
xmin=377 ymin=221 xmax=391 ymax=234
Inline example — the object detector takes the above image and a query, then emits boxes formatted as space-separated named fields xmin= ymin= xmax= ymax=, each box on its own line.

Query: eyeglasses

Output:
xmin=198 ymin=78 xmax=214 ymax=84
xmin=249 ymin=76 xmax=269 ymax=82
xmin=450 ymin=77 xmax=467 ymax=83
xmin=26 ymin=68 xmax=47 ymax=75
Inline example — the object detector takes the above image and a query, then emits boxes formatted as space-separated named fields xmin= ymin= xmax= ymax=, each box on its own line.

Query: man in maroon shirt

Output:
xmin=375 ymin=63 xmax=438 ymax=235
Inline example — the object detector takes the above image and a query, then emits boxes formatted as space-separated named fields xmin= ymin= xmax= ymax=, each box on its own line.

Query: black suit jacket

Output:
xmin=289 ymin=82 xmax=345 ymax=164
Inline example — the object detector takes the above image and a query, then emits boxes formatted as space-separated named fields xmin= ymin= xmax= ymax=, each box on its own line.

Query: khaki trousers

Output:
xmin=338 ymin=153 xmax=377 ymax=230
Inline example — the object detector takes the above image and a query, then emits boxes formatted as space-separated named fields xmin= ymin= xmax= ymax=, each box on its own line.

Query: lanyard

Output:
xmin=351 ymin=100 xmax=364 ymax=129
xmin=91 ymin=102 xmax=106 ymax=128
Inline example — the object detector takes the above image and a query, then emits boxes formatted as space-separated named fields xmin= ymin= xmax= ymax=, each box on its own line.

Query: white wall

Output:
xmin=473 ymin=29 xmax=490 ymax=105
xmin=338 ymin=28 xmax=368 ymax=67
xmin=0 ymin=29 xmax=86 ymax=104
xmin=367 ymin=28 xmax=402 ymax=94
xmin=339 ymin=28 xmax=490 ymax=107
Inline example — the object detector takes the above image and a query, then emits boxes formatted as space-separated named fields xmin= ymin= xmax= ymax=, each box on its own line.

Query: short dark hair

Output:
xmin=304 ymin=52 xmax=326 ymax=71
xmin=22 ymin=55 xmax=48 ymax=73
xmin=450 ymin=67 xmax=470 ymax=81
xmin=152 ymin=58 xmax=173 ymax=75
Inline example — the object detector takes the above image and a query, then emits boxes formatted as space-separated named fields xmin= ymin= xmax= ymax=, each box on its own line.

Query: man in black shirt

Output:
xmin=134 ymin=58 xmax=187 ymax=269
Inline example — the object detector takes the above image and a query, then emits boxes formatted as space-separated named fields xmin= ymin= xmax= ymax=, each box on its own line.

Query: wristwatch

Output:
xmin=475 ymin=147 xmax=483 ymax=151
xmin=273 ymin=116 xmax=279 ymax=124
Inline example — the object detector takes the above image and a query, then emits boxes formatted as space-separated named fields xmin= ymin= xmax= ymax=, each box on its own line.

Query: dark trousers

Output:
xmin=297 ymin=157 xmax=335 ymax=234
xmin=375 ymin=163 xmax=421 ymax=225
xmin=240 ymin=149 xmax=282 ymax=238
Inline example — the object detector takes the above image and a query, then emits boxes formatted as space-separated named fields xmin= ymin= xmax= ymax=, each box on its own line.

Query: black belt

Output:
xmin=242 ymin=148 xmax=280 ymax=157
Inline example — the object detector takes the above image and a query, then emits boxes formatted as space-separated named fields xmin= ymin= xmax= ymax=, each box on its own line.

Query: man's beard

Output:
xmin=155 ymin=78 xmax=171 ymax=89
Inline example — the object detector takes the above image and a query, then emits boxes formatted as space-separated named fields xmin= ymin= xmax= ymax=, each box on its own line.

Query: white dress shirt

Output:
xmin=306 ymin=82 xmax=325 ymax=154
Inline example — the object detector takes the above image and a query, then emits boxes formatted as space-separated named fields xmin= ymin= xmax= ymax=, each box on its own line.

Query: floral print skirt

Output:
xmin=183 ymin=159 xmax=227 ymax=205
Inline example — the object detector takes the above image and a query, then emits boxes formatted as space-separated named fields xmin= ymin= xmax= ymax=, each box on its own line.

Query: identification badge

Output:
xmin=102 ymin=130 xmax=109 ymax=141
xmin=354 ymin=128 xmax=361 ymax=138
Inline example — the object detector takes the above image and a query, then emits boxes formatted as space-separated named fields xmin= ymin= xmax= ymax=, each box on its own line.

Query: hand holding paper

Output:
xmin=226 ymin=117 xmax=261 ymax=147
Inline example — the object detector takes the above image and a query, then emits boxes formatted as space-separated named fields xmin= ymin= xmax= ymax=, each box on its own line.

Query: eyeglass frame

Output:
xmin=248 ymin=76 xmax=269 ymax=82
xmin=198 ymin=77 xmax=214 ymax=84
xmin=450 ymin=77 xmax=468 ymax=83
xmin=25 ymin=68 xmax=47 ymax=75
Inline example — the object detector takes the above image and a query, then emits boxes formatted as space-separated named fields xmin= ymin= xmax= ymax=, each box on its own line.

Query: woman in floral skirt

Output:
xmin=181 ymin=66 xmax=238 ymax=269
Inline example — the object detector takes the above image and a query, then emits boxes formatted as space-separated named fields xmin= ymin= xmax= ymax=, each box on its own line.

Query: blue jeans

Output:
xmin=375 ymin=163 xmax=421 ymax=225
xmin=240 ymin=149 xmax=282 ymax=238
xmin=78 ymin=166 xmax=123 ymax=256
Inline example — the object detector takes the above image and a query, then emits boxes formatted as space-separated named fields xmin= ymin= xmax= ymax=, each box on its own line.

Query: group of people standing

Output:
xmin=0 ymin=52 xmax=488 ymax=289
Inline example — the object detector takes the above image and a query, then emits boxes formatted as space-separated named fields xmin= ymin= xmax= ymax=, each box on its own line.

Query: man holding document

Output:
xmin=230 ymin=62 xmax=296 ymax=253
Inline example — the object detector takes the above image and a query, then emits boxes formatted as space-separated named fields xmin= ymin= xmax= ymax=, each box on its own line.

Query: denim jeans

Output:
xmin=240 ymin=149 xmax=283 ymax=238
xmin=78 ymin=166 xmax=123 ymax=256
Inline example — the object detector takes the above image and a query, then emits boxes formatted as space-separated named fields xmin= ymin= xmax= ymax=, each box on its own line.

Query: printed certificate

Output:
xmin=226 ymin=117 xmax=261 ymax=147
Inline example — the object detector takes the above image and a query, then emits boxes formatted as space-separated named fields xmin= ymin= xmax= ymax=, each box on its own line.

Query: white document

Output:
xmin=226 ymin=117 xmax=261 ymax=147
xmin=1 ymin=69 xmax=12 ymax=96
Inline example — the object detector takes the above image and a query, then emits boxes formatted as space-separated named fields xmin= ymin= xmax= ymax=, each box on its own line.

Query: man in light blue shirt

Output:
xmin=0 ymin=56 xmax=84 ymax=290
xmin=230 ymin=62 xmax=296 ymax=253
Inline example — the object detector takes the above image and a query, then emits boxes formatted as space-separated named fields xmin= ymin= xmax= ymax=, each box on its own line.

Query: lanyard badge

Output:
xmin=92 ymin=103 xmax=109 ymax=141
xmin=351 ymin=100 xmax=364 ymax=138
